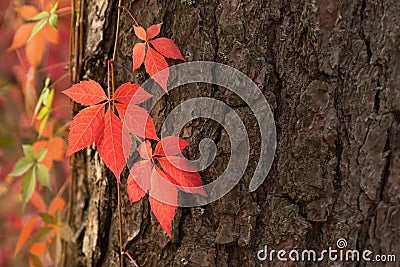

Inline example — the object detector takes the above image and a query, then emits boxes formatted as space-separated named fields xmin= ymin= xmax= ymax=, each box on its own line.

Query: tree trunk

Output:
xmin=67 ymin=0 xmax=400 ymax=266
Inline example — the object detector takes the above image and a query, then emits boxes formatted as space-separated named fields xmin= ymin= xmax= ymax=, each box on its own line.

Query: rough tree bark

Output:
xmin=66 ymin=0 xmax=400 ymax=266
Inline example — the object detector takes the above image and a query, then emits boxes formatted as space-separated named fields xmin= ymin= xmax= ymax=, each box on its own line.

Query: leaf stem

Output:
xmin=107 ymin=60 xmax=111 ymax=100
xmin=111 ymin=1 xmax=124 ymax=267
xmin=119 ymin=6 xmax=139 ymax=27
xmin=117 ymin=182 xmax=124 ymax=267
xmin=56 ymin=6 xmax=72 ymax=15
xmin=52 ymin=73 xmax=70 ymax=87
xmin=123 ymin=252 xmax=139 ymax=267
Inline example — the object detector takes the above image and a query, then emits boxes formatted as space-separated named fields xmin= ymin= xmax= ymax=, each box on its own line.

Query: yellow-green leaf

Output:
xmin=22 ymin=144 xmax=35 ymax=160
xmin=21 ymin=168 xmax=36 ymax=206
xmin=10 ymin=158 xmax=34 ymax=176
xmin=33 ymin=226 xmax=53 ymax=243
xmin=49 ymin=13 xmax=58 ymax=29
xmin=39 ymin=213 xmax=57 ymax=225
xmin=27 ymin=18 xmax=47 ymax=42
xmin=37 ymin=106 xmax=49 ymax=120
xmin=36 ymin=148 xmax=47 ymax=163
xmin=29 ymin=253 xmax=44 ymax=267
xmin=45 ymin=88 xmax=54 ymax=107
xmin=29 ymin=11 xmax=49 ymax=21
xmin=50 ymin=2 xmax=59 ymax=14
xmin=36 ymin=164 xmax=50 ymax=188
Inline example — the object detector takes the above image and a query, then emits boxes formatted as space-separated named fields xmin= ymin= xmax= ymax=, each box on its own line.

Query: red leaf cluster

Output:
xmin=63 ymin=22 xmax=201 ymax=238
xmin=127 ymin=138 xmax=207 ymax=237
xmin=132 ymin=23 xmax=185 ymax=92
xmin=62 ymin=80 xmax=156 ymax=182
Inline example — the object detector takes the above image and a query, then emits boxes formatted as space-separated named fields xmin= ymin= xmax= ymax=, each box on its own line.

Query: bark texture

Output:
xmin=67 ymin=0 xmax=400 ymax=266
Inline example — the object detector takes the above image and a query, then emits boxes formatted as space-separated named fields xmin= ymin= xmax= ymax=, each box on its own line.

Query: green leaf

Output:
xmin=48 ymin=233 xmax=62 ymax=266
xmin=33 ymin=226 xmax=53 ymax=243
xmin=58 ymin=223 xmax=74 ymax=242
xmin=39 ymin=114 xmax=49 ymax=136
xmin=29 ymin=253 xmax=44 ymax=267
xmin=49 ymin=13 xmax=58 ymax=29
xmin=41 ymin=88 xmax=49 ymax=106
xmin=50 ymin=2 xmax=59 ymax=14
xmin=21 ymin=168 xmax=36 ymax=206
xmin=46 ymin=88 xmax=55 ymax=107
xmin=39 ymin=213 xmax=57 ymax=225
xmin=33 ymin=88 xmax=48 ymax=122
xmin=28 ymin=11 xmax=49 ymax=21
xmin=37 ymin=106 xmax=49 ymax=120
xmin=22 ymin=144 xmax=35 ymax=160
xmin=37 ymin=148 xmax=47 ymax=163
xmin=27 ymin=18 xmax=47 ymax=42
xmin=36 ymin=164 xmax=50 ymax=188
xmin=44 ymin=77 xmax=51 ymax=88
xmin=10 ymin=158 xmax=34 ymax=176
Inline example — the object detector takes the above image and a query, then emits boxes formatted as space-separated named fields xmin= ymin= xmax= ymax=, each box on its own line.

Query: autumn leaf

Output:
xmin=66 ymin=104 xmax=105 ymax=156
xmin=137 ymin=140 xmax=152 ymax=160
xmin=127 ymin=135 xmax=206 ymax=237
xmin=149 ymin=166 xmax=177 ymax=238
xmin=16 ymin=5 xmax=40 ymax=20
xmin=122 ymin=104 xmax=159 ymax=140
xmin=63 ymin=80 xmax=158 ymax=182
xmin=127 ymin=160 xmax=151 ymax=203
xmin=48 ymin=197 xmax=65 ymax=216
xmin=134 ymin=26 xmax=146 ymax=41
xmin=8 ymin=23 xmax=35 ymax=51
xmin=132 ymin=43 xmax=146 ymax=70
xmin=62 ymin=80 xmax=108 ymax=106
xmin=150 ymin=38 xmax=185 ymax=60
xmin=112 ymin=82 xmax=152 ymax=104
xmin=8 ymin=3 xmax=60 ymax=68
xmin=14 ymin=215 xmax=41 ymax=257
xmin=32 ymin=137 xmax=65 ymax=170
xmin=30 ymin=191 xmax=47 ymax=212
xmin=154 ymin=136 xmax=189 ymax=156
xmin=146 ymin=23 xmax=162 ymax=40
xmin=144 ymin=47 xmax=169 ymax=92
xmin=158 ymin=156 xmax=207 ymax=196
xmin=131 ymin=22 xmax=185 ymax=92
xmin=96 ymin=109 xmax=126 ymax=183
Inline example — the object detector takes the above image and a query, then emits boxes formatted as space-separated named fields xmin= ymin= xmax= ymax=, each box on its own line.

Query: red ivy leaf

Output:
xmin=66 ymin=104 xmax=105 ymax=156
xmin=96 ymin=109 xmax=126 ymax=182
xmin=149 ymin=166 xmax=177 ymax=238
xmin=127 ymin=176 xmax=146 ymax=203
xmin=115 ymin=103 xmax=127 ymax=120
xmin=127 ymin=160 xmax=151 ymax=203
xmin=150 ymin=38 xmax=185 ymax=60
xmin=137 ymin=140 xmax=153 ymax=160
xmin=62 ymin=80 xmax=108 ymax=106
xmin=112 ymin=82 xmax=152 ymax=104
xmin=146 ymin=23 xmax=162 ymax=40
xmin=154 ymin=136 xmax=189 ymax=156
xmin=132 ymin=42 xmax=146 ymax=71
xmin=134 ymin=26 xmax=147 ymax=41
xmin=123 ymin=104 xmax=159 ymax=140
xmin=144 ymin=46 xmax=169 ymax=93
xmin=157 ymin=156 xmax=207 ymax=196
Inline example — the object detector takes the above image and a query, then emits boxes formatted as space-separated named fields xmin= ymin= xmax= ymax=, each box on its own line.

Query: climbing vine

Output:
xmin=6 ymin=0 xmax=206 ymax=266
